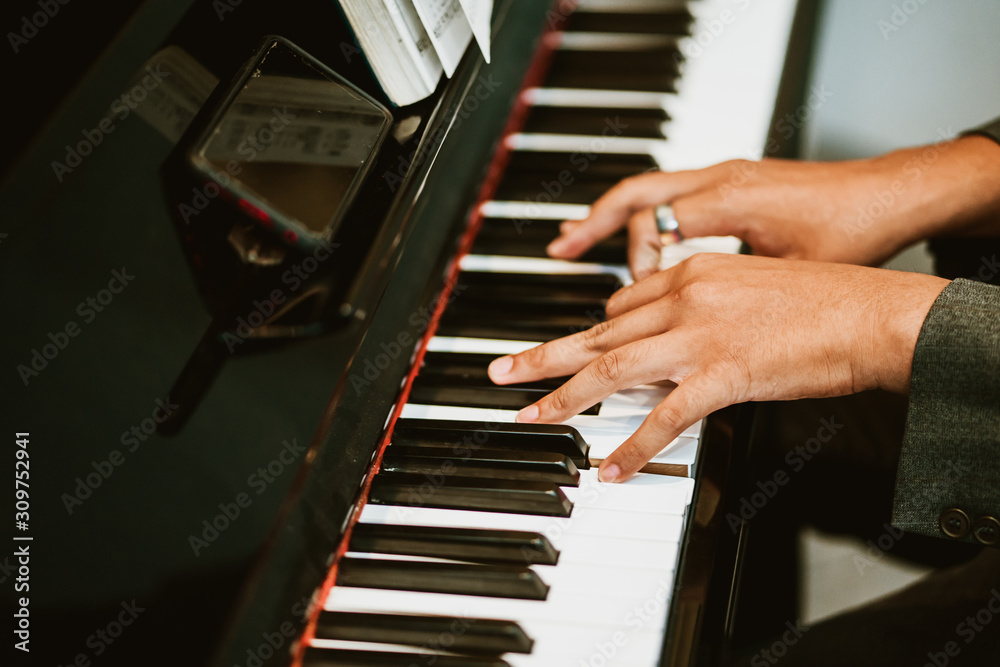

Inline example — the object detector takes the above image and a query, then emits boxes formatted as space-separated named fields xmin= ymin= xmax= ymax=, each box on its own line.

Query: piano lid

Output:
xmin=0 ymin=0 xmax=547 ymax=664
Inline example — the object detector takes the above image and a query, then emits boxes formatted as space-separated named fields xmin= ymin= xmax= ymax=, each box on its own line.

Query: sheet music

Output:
xmin=384 ymin=0 xmax=444 ymax=90
xmin=458 ymin=0 xmax=491 ymax=62
xmin=410 ymin=0 xmax=473 ymax=77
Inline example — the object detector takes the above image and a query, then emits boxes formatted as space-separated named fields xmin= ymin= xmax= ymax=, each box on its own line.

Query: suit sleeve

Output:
xmin=892 ymin=278 xmax=1000 ymax=546
xmin=963 ymin=115 xmax=1000 ymax=145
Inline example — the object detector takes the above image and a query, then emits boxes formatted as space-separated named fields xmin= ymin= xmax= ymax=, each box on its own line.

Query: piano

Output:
xmin=0 ymin=0 xmax=818 ymax=665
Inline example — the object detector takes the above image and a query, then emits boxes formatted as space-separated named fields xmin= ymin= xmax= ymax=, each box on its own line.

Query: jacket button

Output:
xmin=972 ymin=516 xmax=1000 ymax=546
xmin=939 ymin=508 xmax=970 ymax=539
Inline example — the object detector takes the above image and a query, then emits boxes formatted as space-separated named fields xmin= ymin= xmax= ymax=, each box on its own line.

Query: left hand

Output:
xmin=487 ymin=253 xmax=949 ymax=482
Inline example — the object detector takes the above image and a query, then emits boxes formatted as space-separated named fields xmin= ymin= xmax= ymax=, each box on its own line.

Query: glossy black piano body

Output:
xmin=0 ymin=0 xmax=821 ymax=665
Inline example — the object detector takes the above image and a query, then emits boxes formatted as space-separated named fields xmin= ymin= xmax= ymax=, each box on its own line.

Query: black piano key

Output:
xmin=522 ymin=106 xmax=669 ymax=139
xmin=303 ymin=646 xmax=512 ymax=667
xmin=314 ymin=611 xmax=534 ymax=654
xmin=545 ymin=50 xmax=679 ymax=93
xmin=419 ymin=351 xmax=565 ymax=389
xmin=456 ymin=269 xmax=623 ymax=295
xmin=409 ymin=379 xmax=590 ymax=413
xmin=502 ymin=150 xmax=658 ymax=181
xmin=382 ymin=446 xmax=581 ymax=485
xmin=493 ymin=175 xmax=621 ymax=204
xmin=369 ymin=473 xmax=574 ymax=517
xmin=564 ymin=11 xmax=693 ymax=35
xmin=392 ymin=419 xmax=591 ymax=468
xmin=471 ymin=218 xmax=629 ymax=264
xmin=436 ymin=310 xmax=600 ymax=342
xmin=337 ymin=557 xmax=550 ymax=600
xmin=414 ymin=352 xmax=600 ymax=416
xmin=348 ymin=523 xmax=559 ymax=565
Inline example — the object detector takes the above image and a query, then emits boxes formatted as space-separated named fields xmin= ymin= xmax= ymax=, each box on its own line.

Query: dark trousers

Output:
xmin=727 ymin=392 xmax=1000 ymax=666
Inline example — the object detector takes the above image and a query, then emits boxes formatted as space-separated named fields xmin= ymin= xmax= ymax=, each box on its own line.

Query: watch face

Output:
xmin=193 ymin=38 xmax=393 ymax=241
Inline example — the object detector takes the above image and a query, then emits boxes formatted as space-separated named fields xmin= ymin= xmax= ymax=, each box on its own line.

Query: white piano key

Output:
xmin=359 ymin=503 xmax=685 ymax=543
xmin=506 ymin=132 xmax=666 ymax=158
xmin=426 ymin=336 xmax=542 ymax=355
xmin=522 ymin=87 xmax=672 ymax=110
xmin=552 ymin=31 xmax=681 ymax=52
xmin=479 ymin=200 xmax=590 ymax=220
xmin=459 ymin=253 xmax=630 ymax=283
xmin=325 ymin=585 xmax=672 ymax=630
xmin=399 ymin=402 xmax=701 ymax=470
xmin=566 ymin=469 xmax=694 ymax=511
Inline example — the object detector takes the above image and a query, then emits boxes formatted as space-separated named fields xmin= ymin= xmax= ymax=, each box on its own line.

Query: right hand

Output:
xmin=546 ymin=137 xmax=1000 ymax=279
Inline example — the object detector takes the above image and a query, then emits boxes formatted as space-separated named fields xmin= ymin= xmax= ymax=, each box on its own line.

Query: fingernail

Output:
xmin=488 ymin=355 xmax=513 ymax=378
xmin=598 ymin=463 xmax=621 ymax=483
xmin=516 ymin=404 xmax=539 ymax=423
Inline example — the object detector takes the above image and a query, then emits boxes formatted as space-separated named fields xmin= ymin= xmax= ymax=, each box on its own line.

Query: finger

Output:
xmin=559 ymin=220 xmax=581 ymax=235
xmin=598 ymin=372 xmax=724 ymax=482
xmin=605 ymin=264 xmax=678 ymax=319
xmin=514 ymin=335 xmax=670 ymax=425
xmin=488 ymin=299 xmax=674 ymax=385
xmin=627 ymin=208 xmax=663 ymax=281
xmin=671 ymin=189 xmax=745 ymax=239
xmin=546 ymin=169 xmax=724 ymax=260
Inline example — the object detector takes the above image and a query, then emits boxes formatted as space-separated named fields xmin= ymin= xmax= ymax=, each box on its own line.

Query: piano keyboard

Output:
xmin=301 ymin=1 xmax=799 ymax=665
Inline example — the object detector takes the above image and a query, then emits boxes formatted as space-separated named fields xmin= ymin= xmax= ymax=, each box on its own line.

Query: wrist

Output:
xmin=872 ymin=271 xmax=951 ymax=393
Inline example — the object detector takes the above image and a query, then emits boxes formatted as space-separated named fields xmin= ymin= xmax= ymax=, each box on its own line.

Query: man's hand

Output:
xmin=487 ymin=254 xmax=949 ymax=483
xmin=547 ymin=136 xmax=1000 ymax=279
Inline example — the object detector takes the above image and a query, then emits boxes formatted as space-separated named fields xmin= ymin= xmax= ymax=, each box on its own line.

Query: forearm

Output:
xmin=863 ymin=135 xmax=1000 ymax=253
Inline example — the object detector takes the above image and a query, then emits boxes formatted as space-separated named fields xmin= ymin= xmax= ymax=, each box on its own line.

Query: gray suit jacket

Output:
xmin=892 ymin=116 xmax=1000 ymax=547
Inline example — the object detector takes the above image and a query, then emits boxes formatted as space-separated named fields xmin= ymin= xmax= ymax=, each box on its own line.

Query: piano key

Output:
xmin=522 ymin=106 xmax=668 ymax=140
xmin=325 ymin=585 xmax=671 ymax=631
xmin=521 ymin=87 xmax=672 ymax=111
xmin=383 ymin=446 xmax=581 ymax=486
xmin=337 ymin=557 xmax=550 ymax=600
xmin=369 ymin=473 xmax=574 ymax=517
xmin=479 ymin=200 xmax=590 ymax=221
xmin=459 ymin=254 xmax=630 ymax=283
xmin=302 ymin=645 xmax=512 ymax=667
xmin=348 ymin=523 xmax=560 ymax=565
xmin=545 ymin=53 xmax=679 ymax=93
xmin=392 ymin=419 xmax=591 ymax=468
xmin=502 ymin=150 xmax=657 ymax=181
xmin=408 ymin=377 xmax=597 ymax=413
xmin=563 ymin=11 xmax=693 ymax=35
xmin=399 ymin=399 xmax=700 ymax=472
xmin=359 ymin=503 xmax=684 ymax=547
xmin=455 ymin=269 xmax=623 ymax=294
xmin=313 ymin=611 xmax=534 ymax=654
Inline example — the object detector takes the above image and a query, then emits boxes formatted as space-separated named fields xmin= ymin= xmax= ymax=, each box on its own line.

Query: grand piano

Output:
xmin=1 ymin=1 xmax=820 ymax=665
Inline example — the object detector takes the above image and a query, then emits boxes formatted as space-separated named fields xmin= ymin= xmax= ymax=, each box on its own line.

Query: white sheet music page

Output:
xmin=410 ymin=0 xmax=473 ymax=77
xmin=384 ymin=0 xmax=444 ymax=90
xmin=458 ymin=0 xmax=492 ymax=62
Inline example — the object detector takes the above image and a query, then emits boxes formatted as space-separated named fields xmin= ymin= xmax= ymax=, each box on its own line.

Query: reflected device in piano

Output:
xmin=0 ymin=0 xmax=819 ymax=666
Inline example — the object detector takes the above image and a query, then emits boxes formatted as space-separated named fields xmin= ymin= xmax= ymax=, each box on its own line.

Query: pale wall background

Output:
xmin=796 ymin=0 xmax=1000 ymax=622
